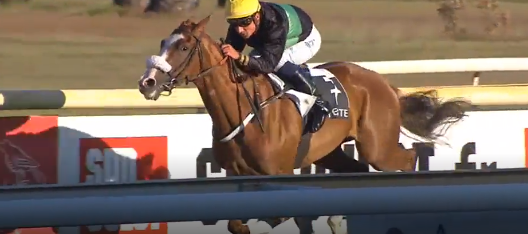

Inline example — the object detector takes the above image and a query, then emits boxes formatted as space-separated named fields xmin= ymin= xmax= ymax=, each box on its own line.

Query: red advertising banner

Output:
xmin=78 ymin=136 xmax=169 ymax=234
xmin=0 ymin=116 xmax=59 ymax=234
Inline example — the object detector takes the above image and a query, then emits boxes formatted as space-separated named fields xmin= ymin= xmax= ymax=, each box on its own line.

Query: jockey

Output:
xmin=221 ymin=0 xmax=331 ymax=130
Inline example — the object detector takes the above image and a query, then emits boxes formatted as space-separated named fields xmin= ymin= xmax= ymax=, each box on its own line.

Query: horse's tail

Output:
xmin=397 ymin=89 xmax=472 ymax=142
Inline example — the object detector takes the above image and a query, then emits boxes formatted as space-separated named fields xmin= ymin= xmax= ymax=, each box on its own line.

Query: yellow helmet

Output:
xmin=225 ymin=0 xmax=261 ymax=19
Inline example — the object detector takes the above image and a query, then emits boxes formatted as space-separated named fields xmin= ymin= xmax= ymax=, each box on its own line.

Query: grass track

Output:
xmin=1 ymin=0 xmax=527 ymax=116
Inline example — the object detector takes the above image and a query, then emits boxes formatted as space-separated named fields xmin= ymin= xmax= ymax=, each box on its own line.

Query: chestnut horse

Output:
xmin=137 ymin=16 xmax=470 ymax=234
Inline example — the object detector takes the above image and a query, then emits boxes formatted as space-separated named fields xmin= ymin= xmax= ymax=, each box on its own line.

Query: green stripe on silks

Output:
xmin=278 ymin=4 xmax=302 ymax=48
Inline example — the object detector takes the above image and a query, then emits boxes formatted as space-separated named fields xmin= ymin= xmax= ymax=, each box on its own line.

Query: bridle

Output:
xmin=156 ymin=31 xmax=273 ymax=133
xmin=158 ymin=32 xmax=227 ymax=96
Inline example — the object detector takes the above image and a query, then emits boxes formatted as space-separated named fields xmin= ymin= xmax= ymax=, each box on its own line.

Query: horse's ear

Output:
xmin=180 ymin=19 xmax=191 ymax=26
xmin=193 ymin=15 xmax=211 ymax=34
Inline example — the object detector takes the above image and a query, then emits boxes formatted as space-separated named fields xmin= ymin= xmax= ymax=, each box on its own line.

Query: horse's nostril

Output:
xmin=143 ymin=78 xmax=156 ymax=88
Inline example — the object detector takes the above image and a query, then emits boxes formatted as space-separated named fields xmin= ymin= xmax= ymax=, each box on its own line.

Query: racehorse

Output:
xmin=137 ymin=16 xmax=471 ymax=234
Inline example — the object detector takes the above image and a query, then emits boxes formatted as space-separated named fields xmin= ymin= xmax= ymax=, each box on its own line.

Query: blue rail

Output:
xmin=2 ymin=180 xmax=528 ymax=229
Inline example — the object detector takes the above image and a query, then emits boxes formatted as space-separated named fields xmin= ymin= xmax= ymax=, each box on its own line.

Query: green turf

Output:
xmin=1 ymin=0 xmax=527 ymax=116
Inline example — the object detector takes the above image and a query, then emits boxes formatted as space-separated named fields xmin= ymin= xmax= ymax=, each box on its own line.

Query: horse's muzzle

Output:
xmin=142 ymin=77 xmax=157 ymax=88
xmin=138 ymin=77 xmax=161 ymax=101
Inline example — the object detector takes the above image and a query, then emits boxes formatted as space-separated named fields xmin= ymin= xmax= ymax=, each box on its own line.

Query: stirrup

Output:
xmin=314 ymin=98 xmax=330 ymax=112
xmin=309 ymin=107 xmax=328 ymax=133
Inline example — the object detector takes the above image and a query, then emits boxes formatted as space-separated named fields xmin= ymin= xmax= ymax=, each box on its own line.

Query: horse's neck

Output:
xmin=195 ymin=61 xmax=261 ymax=140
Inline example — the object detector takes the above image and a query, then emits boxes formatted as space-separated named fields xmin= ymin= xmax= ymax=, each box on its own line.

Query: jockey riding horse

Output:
xmin=137 ymin=2 xmax=471 ymax=232
xmin=221 ymin=0 xmax=331 ymax=133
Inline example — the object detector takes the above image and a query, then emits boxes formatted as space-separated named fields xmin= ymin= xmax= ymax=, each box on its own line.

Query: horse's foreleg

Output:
xmin=228 ymin=220 xmax=251 ymax=234
xmin=226 ymin=163 xmax=282 ymax=234
xmin=225 ymin=167 xmax=252 ymax=234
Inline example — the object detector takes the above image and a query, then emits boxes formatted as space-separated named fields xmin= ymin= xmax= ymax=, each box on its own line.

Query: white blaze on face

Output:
xmin=139 ymin=33 xmax=185 ymax=83
xmin=160 ymin=33 xmax=184 ymax=60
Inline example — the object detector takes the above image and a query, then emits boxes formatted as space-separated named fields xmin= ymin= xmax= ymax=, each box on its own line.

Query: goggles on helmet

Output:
xmin=227 ymin=15 xmax=254 ymax=27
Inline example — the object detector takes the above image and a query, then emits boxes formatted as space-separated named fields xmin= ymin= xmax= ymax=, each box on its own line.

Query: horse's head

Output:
xmin=138 ymin=15 xmax=218 ymax=100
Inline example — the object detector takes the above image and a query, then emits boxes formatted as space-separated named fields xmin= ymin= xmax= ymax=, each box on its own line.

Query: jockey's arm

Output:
xmin=225 ymin=26 xmax=246 ymax=52
xmin=238 ymin=29 xmax=286 ymax=74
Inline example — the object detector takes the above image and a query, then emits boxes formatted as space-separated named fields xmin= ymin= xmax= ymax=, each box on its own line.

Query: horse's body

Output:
xmin=212 ymin=61 xmax=411 ymax=176
xmin=138 ymin=16 xmax=470 ymax=234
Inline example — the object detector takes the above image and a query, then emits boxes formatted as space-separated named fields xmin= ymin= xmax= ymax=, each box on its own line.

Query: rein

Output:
xmin=158 ymin=33 xmax=266 ymax=135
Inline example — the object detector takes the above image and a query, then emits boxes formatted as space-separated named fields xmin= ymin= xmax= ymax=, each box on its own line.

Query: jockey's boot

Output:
xmin=277 ymin=62 xmax=331 ymax=132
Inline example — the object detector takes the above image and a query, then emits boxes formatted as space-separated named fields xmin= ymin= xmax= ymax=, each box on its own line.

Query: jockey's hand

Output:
xmin=221 ymin=44 xmax=240 ymax=60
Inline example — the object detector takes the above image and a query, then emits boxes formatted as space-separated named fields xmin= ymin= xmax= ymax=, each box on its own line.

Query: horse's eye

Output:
xmin=181 ymin=46 xmax=188 ymax=51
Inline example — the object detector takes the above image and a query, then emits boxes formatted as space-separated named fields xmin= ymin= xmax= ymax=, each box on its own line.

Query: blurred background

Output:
xmin=0 ymin=0 xmax=525 ymax=115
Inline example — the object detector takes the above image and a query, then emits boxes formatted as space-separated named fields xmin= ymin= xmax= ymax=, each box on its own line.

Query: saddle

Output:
xmin=227 ymin=58 xmax=348 ymax=135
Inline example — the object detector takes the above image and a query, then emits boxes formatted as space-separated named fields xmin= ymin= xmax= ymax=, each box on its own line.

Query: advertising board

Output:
xmin=3 ymin=110 xmax=528 ymax=234
xmin=347 ymin=208 xmax=528 ymax=234
xmin=0 ymin=116 xmax=58 ymax=234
